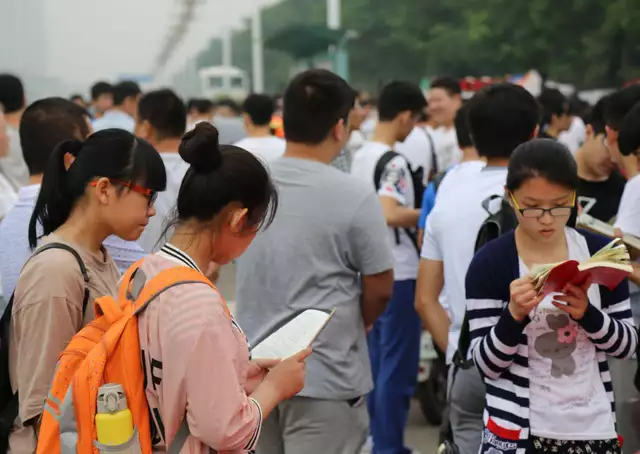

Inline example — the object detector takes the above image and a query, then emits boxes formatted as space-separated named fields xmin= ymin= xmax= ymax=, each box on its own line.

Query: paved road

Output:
xmin=219 ymin=263 xmax=440 ymax=452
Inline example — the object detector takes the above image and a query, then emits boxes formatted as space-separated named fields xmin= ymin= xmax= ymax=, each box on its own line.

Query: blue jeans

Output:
xmin=367 ymin=279 xmax=421 ymax=454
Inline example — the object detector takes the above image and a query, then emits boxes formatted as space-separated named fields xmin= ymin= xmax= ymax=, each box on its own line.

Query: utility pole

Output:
xmin=327 ymin=0 xmax=349 ymax=81
xmin=222 ymin=28 xmax=233 ymax=67
xmin=251 ymin=4 xmax=265 ymax=93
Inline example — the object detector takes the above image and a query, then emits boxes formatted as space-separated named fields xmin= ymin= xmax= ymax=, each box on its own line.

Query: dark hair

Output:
xmin=29 ymin=129 xmax=167 ymax=249
xmin=283 ymin=69 xmax=355 ymax=144
xmin=618 ymin=101 xmax=640 ymax=156
xmin=430 ymin=76 xmax=462 ymax=96
xmin=90 ymin=81 xmax=112 ymax=101
xmin=604 ymin=85 xmax=640 ymax=131
xmin=378 ymin=81 xmax=427 ymax=122
xmin=112 ymin=81 xmax=142 ymax=106
xmin=169 ymin=122 xmax=277 ymax=232
xmin=216 ymin=98 xmax=241 ymax=115
xmin=0 ymin=74 xmax=25 ymax=113
xmin=137 ymin=89 xmax=186 ymax=140
xmin=538 ymin=88 xmax=569 ymax=126
xmin=506 ymin=139 xmax=578 ymax=192
xmin=69 ymin=94 xmax=84 ymax=103
xmin=190 ymin=98 xmax=215 ymax=114
xmin=243 ymin=94 xmax=276 ymax=126
xmin=586 ymin=95 xmax=608 ymax=136
xmin=454 ymin=104 xmax=473 ymax=148
xmin=20 ymin=98 xmax=92 ymax=176
xmin=467 ymin=83 xmax=540 ymax=159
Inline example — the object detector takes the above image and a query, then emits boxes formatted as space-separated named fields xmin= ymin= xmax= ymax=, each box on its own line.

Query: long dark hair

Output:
xmin=29 ymin=128 xmax=167 ymax=249
xmin=166 ymin=122 xmax=278 ymax=232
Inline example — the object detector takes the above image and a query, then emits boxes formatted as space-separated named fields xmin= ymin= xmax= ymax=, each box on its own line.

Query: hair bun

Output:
xmin=179 ymin=122 xmax=222 ymax=173
xmin=57 ymin=139 xmax=84 ymax=157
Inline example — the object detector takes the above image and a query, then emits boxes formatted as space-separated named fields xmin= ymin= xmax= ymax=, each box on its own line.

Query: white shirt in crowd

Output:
xmin=395 ymin=127 xmax=434 ymax=182
xmin=421 ymin=166 xmax=506 ymax=363
xmin=522 ymin=228 xmax=615 ymax=440
xmin=92 ymin=110 xmax=135 ymax=133
xmin=614 ymin=174 xmax=640 ymax=237
xmin=351 ymin=141 xmax=419 ymax=281
xmin=428 ymin=125 xmax=460 ymax=172
xmin=0 ymin=125 xmax=29 ymax=190
xmin=558 ymin=116 xmax=587 ymax=155
xmin=234 ymin=136 xmax=286 ymax=164
xmin=138 ymin=152 xmax=190 ymax=253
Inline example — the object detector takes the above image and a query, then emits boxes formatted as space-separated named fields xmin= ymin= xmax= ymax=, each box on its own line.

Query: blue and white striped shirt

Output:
xmin=465 ymin=228 xmax=638 ymax=453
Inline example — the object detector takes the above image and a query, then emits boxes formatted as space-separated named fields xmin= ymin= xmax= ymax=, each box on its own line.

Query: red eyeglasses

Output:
xmin=90 ymin=179 xmax=158 ymax=207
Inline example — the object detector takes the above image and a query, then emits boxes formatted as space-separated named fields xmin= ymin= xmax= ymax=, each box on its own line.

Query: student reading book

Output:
xmin=464 ymin=139 xmax=638 ymax=454
xmin=133 ymin=123 xmax=311 ymax=454
xmin=531 ymin=238 xmax=632 ymax=295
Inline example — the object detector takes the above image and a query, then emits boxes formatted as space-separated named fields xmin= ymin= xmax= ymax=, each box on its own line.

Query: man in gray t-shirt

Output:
xmin=236 ymin=69 xmax=394 ymax=454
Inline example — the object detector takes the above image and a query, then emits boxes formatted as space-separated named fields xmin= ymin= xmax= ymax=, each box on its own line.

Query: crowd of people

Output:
xmin=0 ymin=68 xmax=638 ymax=454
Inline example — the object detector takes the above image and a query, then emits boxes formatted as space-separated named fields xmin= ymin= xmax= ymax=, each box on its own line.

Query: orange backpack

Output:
xmin=37 ymin=261 xmax=221 ymax=454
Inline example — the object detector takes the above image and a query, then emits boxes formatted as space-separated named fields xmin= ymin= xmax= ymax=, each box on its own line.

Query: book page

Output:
xmin=250 ymin=309 xmax=333 ymax=360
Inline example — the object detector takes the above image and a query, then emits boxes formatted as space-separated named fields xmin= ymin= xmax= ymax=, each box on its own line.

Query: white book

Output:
xmin=250 ymin=308 xmax=336 ymax=360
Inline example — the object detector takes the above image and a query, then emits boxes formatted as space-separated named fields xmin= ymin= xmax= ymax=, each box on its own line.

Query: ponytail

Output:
xmin=27 ymin=129 xmax=167 ymax=250
xmin=28 ymin=139 xmax=82 ymax=249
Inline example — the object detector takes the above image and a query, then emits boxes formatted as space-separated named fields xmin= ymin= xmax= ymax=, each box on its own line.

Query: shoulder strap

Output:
xmin=127 ymin=266 xmax=230 ymax=319
xmin=424 ymin=129 xmax=438 ymax=177
xmin=32 ymin=242 xmax=91 ymax=316
xmin=373 ymin=150 xmax=399 ymax=190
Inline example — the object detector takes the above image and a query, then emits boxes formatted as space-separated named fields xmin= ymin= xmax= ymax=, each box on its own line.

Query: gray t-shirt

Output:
xmin=236 ymin=157 xmax=394 ymax=400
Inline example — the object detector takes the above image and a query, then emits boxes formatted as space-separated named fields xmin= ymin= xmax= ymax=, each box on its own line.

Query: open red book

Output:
xmin=531 ymin=238 xmax=632 ymax=296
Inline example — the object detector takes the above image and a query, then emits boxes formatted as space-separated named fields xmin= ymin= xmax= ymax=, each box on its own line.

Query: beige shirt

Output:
xmin=8 ymin=234 xmax=120 ymax=453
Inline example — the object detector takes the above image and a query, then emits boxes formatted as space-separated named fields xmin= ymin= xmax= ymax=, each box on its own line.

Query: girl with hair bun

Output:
xmin=465 ymin=139 xmax=637 ymax=454
xmin=9 ymin=128 xmax=167 ymax=451
xmin=134 ymin=122 xmax=310 ymax=453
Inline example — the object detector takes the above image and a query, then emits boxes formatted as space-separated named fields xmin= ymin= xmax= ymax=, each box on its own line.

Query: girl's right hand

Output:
xmin=263 ymin=348 xmax=312 ymax=401
xmin=508 ymin=276 xmax=543 ymax=322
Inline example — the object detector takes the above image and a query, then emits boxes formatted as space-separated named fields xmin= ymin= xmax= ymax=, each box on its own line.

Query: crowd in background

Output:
xmin=0 ymin=69 xmax=638 ymax=454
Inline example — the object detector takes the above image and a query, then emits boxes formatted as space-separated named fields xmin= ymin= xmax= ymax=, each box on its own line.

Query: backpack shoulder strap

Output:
xmin=128 ymin=266 xmax=230 ymax=320
xmin=32 ymin=242 xmax=91 ymax=316
xmin=373 ymin=150 xmax=399 ymax=190
xmin=424 ymin=129 xmax=438 ymax=176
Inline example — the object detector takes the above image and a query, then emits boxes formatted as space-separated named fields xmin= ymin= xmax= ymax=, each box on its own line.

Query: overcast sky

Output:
xmin=45 ymin=0 xmax=282 ymax=92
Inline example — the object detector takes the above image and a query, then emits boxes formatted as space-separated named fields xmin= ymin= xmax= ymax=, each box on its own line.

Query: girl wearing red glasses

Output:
xmin=7 ymin=128 xmax=166 ymax=452
xmin=465 ymin=139 xmax=637 ymax=454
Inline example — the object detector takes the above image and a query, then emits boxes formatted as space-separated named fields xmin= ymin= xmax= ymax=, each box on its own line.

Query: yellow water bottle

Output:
xmin=95 ymin=383 xmax=140 ymax=453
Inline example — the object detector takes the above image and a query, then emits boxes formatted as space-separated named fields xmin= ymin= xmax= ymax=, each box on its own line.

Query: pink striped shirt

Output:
xmin=137 ymin=244 xmax=262 ymax=454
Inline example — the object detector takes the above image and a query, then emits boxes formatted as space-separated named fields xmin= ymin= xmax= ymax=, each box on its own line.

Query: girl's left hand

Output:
xmin=553 ymin=276 xmax=592 ymax=320
xmin=246 ymin=358 xmax=282 ymax=394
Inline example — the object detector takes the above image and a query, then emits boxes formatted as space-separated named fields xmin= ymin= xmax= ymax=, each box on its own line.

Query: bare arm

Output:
xmin=380 ymin=196 xmax=420 ymax=228
xmin=414 ymin=258 xmax=449 ymax=352
xmin=361 ymin=269 xmax=394 ymax=329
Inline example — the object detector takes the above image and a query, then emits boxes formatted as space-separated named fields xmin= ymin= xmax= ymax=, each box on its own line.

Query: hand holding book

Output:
xmin=551 ymin=276 xmax=592 ymax=320
xmin=530 ymin=238 xmax=632 ymax=296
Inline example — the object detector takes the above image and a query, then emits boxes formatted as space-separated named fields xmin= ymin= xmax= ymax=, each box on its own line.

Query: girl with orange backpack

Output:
xmin=3 ymin=129 xmax=166 ymax=453
xmin=130 ymin=122 xmax=309 ymax=453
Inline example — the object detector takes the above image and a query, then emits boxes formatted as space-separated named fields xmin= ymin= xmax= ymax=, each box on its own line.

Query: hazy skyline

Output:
xmin=36 ymin=0 xmax=281 ymax=94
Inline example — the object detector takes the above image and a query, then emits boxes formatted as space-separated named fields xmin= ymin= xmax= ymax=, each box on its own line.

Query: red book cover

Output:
xmin=540 ymin=261 xmax=630 ymax=296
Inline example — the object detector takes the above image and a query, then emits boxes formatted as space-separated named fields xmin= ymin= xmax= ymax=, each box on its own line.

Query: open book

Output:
xmin=250 ymin=308 xmax=336 ymax=360
xmin=531 ymin=238 xmax=632 ymax=295
xmin=577 ymin=213 xmax=640 ymax=257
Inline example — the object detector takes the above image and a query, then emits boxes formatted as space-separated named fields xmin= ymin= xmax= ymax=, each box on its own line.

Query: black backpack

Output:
xmin=0 ymin=243 xmax=90 ymax=453
xmin=374 ymin=150 xmax=426 ymax=253
xmin=453 ymin=194 xmax=518 ymax=370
